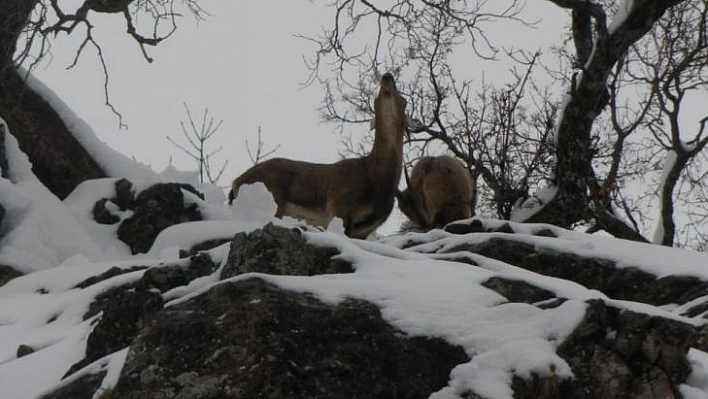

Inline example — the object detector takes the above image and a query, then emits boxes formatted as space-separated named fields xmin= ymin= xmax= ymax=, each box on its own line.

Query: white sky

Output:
xmin=31 ymin=1 xmax=342 ymax=188
xmin=29 ymin=1 xmax=569 ymax=190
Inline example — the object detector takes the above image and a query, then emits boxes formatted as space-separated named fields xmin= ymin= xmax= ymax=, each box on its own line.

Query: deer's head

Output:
xmin=373 ymin=73 xmax=408 ymax=135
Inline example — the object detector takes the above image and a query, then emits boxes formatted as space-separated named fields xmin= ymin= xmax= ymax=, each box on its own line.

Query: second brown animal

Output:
xmin=396 ymin=155 xmax=474 ymax=231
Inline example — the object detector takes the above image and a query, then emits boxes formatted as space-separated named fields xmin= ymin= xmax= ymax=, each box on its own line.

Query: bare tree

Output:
xmin=574 ymin=0 xmax=708 ymax=246
xmin=636 ymin=0 xmax=708 ymax=246
xmin=246 ymin=126 xmax=281 ymax=165
xmin=7 ymin=0 xmax=207 ymax=125
xmin=307 ymin=1 xmax=554 ymax=221
xmin=308 ymin=0 xmax=708 ymax=246
xmin=167 ymin=103 xmax=228 ymax=185
xmin=0 ymin=0 xmax=205 ymax=198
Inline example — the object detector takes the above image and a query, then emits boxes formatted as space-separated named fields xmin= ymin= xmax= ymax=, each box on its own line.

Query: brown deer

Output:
xmin=229 ymin=73 xmax=408 ymax=239
xmin=396 ymin=155 xmax=474 ymax=231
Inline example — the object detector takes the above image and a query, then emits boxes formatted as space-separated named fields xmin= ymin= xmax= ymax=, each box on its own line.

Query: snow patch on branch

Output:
xmin=651 ymin=149 xmax=678 ymax=244
xmin=609 ymin=0 xmax=635 ymax=35
xmin=510 ymin=185 xmax=559 ymax=222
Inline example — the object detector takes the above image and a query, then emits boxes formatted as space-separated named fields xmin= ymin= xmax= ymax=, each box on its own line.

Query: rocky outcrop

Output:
xmin=61 ymin=253 xmax=219 ymax=382
xmin=38 ymin=370 xmax=107 ymax=399
xmin=556 ymin=300 xmax=694 ymax=399
xmin=479 ymin=280 xmax=698 ymax=399
xmin=63 ymin=286 xmax=164 ymax=378
xmin=221 ymin=223 xmax=353 ymax=279
xmin=109 ymin=278 xmax=469 ymax=399
xmin=37 ymin=220 xmax=708 ymax=399
xmin=447 ymin=232 xmax=708 ymax=310
xmin=93 ymin=179 xmax=204 ymax=254
xmin=117 ymin=182 xmax=203 ymax=254
xmin=138 ymin=252 xmax=217 ymax=293
xmin=482 ymin=276 xmax=557 ymax=305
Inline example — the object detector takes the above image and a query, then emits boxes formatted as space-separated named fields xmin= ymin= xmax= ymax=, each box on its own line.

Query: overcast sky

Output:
xmin=30 ymin=1 xmax=568 ymax=190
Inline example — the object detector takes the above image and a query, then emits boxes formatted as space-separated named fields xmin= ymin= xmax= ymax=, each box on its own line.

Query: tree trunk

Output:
xmin=0 ymin=69 xmax=106 ymax=198
xmin=0 ymin=0 xmax=37 ymax=74
xmin=527 ymin=0 xmax=686 ymax=228
xmin=657 ymin=151 xmax=691 ymax=246
xmin=0 ymin=1 xmax=106 ymax=199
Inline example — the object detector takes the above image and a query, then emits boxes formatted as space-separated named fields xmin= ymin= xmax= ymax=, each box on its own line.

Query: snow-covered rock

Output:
xmin=12 ymin=219 xmax=708 ymax=399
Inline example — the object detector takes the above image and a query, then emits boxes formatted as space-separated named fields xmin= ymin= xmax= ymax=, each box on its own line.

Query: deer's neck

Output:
xmin=367 ymin=121 xmax=403 ymax=192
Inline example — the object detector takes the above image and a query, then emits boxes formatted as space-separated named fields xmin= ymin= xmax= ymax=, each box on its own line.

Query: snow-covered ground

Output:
xmin=3 ymin=172 xmax=708 ymax=398
xmin=1 ymin=74 xmax=708 ymax=399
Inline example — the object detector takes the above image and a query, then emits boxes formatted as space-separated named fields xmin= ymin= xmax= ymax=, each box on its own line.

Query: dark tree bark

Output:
xmin=0 ymin=0 xmax=206 ymax=198
xmin=0 ymin=69 xmax=106 ymax=198
xmin=0 ymin=0 xmax=36 ymax=77
xmin=527 ymin=0 xmax=685 ymax=228
xmin=0 ymin=1 xmax=106 ymax=198
xmin=588 ymin=211 xmax=651 ymax=243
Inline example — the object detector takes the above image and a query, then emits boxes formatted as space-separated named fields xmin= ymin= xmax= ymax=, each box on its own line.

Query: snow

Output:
xmin=229 ymin=182 xmax=278 ymax=223
xmin=19 ymin=68 xmax=160 ymax=182
xmin=170 ymin=229 xmax=587 ymax=399
xmin=0 ymin=128 xmax=109 ymax=272
xmin=684 ymin=349 xmax=708 ymax=398
xmin=404 ymin=219 xmax=708 ymax=280
xmin=0 ymin=263 xmax=147 ymax=398
xmin=1 ymin=73 xmax=708 ymax=398
xmin=609 ymin=0 xmax=635 ymax=35
xmin=652 ymin=149 xmax=678 ymax=244
xmin=509 ymin=185 xmax=558 ymax=222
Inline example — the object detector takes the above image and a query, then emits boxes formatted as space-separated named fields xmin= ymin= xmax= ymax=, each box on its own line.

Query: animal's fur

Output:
xmin=229 ymin=73 xmax=407 ymax=239
xmin=396 ymin=155 xmax=473 ymax=231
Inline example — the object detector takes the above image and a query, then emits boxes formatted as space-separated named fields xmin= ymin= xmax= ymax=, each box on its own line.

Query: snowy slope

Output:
xmin=1 ymin=77 xmax=708 ymax=399
xmin=1 ymin=162 xmax=708 ymax=398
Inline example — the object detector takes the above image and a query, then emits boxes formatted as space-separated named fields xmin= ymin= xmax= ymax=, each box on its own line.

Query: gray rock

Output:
xmin=38 ymin=224 xmax=707 ymax=399
xmin=92 ymin=198 xmax=120 ymax=225
xmin=38 ymin=370 xmax=107 ymax=399
xmin=16 ymin=344 xmax=34 ymax=358
xmin=92 ymin=179 xmax=206 ymax=254
xmin=556 ymin=299 xmax=694 ymax=399
xmin=92 ymin=179 xmax=134 ymax=224
xmin=449 ymin=236 xmax=708 ymax=306
xmin=64 ymin=285 xmax=164 ymax=378
xmin=0 ymin=264 xmax=22 ymax=288
xmin=444 ymin=218 xmax=485 ymax=234
xmin=221 ymin=223 xmax=353 ymax=279
xmin=73 ymin=266 xmax=147 ymax=290
xmin=138 ymin=252 xmax=218 ymax=293
xmin=115 ymin=182 xmax=204 ymax=254
xmin=109 ymin=278 xmax=469 ymax=399
xmin=482 ymin=276 xmax=557 ymax=305
xmin=113 ymin=178 xmax=135 ymax=210
xmin=64 ymin=254 xmax=218 ymax=380
xmin=180 ymin=238 xmax=231 ymax=258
